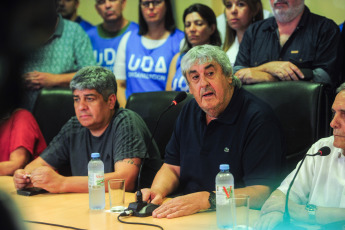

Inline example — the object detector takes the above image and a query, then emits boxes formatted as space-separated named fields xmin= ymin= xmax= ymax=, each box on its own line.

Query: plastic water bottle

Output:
xmin=216 ymin=164 xmax=235 ymax=229
xmin=88 ymin=153 xmax=105 ymax=210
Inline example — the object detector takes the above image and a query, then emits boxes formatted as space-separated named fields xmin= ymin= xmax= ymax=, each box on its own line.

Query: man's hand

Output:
xmin=255 ymin=211 xmax=283 ymax=230
xmin=141 ymin=188 xmax=164 ymax=205
xmin=261 ymin=61 xmax=304 ymax=81
xmin=152 ymin=192 xmax=210 ymax=219
xmin=30 ymin=166 xmax=65 ymax=193
xmin=24 ymin=71 xmax=58 ymax=89
xmin=13 ymin=169 xmax=32 ymax=190
xmin=235 ymin=68 xmax=277 ymax=84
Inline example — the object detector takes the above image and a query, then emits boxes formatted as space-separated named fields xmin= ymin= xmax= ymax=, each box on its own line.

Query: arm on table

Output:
xmin=0 ymin=147 xmax=31 ymax=176
xmin=14 ymin=157 xmax=141 ymax=193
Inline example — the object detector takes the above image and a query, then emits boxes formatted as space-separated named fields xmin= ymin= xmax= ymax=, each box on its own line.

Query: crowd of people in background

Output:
xmin=1 ymin=0 xmax=345 ymax=229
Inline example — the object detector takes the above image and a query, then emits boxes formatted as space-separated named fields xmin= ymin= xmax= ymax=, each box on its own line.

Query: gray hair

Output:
xmin=70 ymin=66 xmax=117 ymax=101
xmin=336 ymin=82 xmax=345 ymax=94
xmin=181 ymin=44 xmax=241 ymax=88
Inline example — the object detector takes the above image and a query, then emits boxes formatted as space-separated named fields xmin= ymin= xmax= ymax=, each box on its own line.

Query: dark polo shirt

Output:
xmin=165 ymin=87 xmax=286 ymax=194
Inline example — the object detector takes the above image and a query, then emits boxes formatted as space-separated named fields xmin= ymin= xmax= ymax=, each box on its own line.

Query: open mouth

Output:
xmin=202 ymin=91 xmax=215 ymax=98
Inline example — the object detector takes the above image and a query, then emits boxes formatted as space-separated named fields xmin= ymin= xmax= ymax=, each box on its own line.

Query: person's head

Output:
xmin=222 ymin=0 xmax=263 ymax=52
xmin=70 ymin=66 xmax=118 ymax=135
xmin=95 ymin=0 xmax=126 ymax=23
xmin=181 ymin=44 xmax=241 ymax=119
xmin=331 ymin=83 xmax=345 ymax=151
xmin=138 ymin=0 xmax=176 ymax=35
xmin=181 ymin=4 xmax=221 ymax=54
xmin=57 ymin=0 xmax=79 ymax=21
xmin=269 ymin=0 xmax=305 ymax=23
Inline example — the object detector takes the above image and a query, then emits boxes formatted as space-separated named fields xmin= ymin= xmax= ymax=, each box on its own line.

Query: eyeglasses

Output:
xmin=140 ymin=0 xmax=163 ymax=8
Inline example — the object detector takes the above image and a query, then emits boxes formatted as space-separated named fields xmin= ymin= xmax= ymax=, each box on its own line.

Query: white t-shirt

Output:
xmin=278 ymin=136 xmax=345 ymax=208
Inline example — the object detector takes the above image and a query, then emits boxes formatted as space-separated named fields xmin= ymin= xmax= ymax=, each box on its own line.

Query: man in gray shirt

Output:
xmin=14 ymin=66 xmax=161 ymax=193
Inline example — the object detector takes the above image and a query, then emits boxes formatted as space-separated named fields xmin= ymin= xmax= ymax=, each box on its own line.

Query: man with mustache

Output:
xmin=256 ymin=83 xmax=345 ymax=229
xmin=234 ymin=0 xmax=343 ymax=87
xmin=87 ymin=0 xmax=138 ymax=71
xmin=13 ymin=66 xmax=161 ymax=193
xmin=142 ymin=45 xmax=286 ymax=218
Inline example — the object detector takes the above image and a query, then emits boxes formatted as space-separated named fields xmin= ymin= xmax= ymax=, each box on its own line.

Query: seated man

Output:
xmin=142 ymin=45 xmax=286 ymax=218
xmin=234 ymin=0 xmax=343 ymax=87
xmin=255 ymin=83 xmax=345 ymax=229
xmin=14 ymin=66 xmax=161 ymax=193
xmin=0 ymin=109 xmax=46 ymax=176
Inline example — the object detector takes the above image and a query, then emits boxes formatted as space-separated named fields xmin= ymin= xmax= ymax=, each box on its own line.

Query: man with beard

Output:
xmin=57 ymin=0 xmax=94 ymax=31
xmin=87 ymin=0 xmax=138 ymax=71
xmin=233 ymin=0 xmax=343 ymax=88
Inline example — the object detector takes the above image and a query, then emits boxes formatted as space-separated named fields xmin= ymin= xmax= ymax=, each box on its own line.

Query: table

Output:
xmin=0 ymin=176 xmax=260 ymax=230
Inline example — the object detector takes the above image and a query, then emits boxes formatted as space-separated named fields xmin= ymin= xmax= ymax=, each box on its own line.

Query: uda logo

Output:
xmin=94 ymin=48 xmax=116 ymax=66
xmin=128 ymin=54 xmax=167 ymax=73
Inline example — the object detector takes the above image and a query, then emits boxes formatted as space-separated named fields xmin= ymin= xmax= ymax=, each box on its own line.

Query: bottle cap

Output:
xmin=91 ymin=153 xmax=100 ymax=158
xmin=219 ymin=164 xmax=229 ymax=171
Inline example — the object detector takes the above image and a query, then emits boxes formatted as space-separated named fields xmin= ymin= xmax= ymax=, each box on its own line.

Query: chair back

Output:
xmin=243 ymin=81 xmax=332 ymax=171
xmin=126 ymin=91 xmax=193 ymax=159
xmin=32 ymin=88 xmax=75 ymax=144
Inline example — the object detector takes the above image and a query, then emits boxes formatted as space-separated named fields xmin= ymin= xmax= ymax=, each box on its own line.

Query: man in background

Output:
xmin=57 ymin=0 xmax=94 ymax=31
xmin=234 ymin=0 xmax=342 ymax=87
xmin=87 ymin=0 xmax=138 ymax=71
xmin=22 ymin=0 xmax=96 ymax=111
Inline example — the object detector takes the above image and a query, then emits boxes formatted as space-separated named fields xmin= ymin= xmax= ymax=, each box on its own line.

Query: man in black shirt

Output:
xmin=234 ymin=0 xmax=342 ymax=87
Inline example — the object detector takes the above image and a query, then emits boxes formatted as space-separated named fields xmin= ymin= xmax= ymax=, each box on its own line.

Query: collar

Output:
xmin=75 ymin=16 xmax=82 ymax=24
xmin=263 ymin=6 xmax=310 ymax=32
xmin=199 ymin=86 xmax=241 ymax=125
xmin=97 ymin=21 xmax=131 ymax=38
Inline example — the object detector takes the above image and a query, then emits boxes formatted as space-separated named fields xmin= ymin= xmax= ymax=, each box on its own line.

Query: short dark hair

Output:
xmin=70 ymin=66 xmax=117 ymax=102
xmin=138 ymin=0 xmax=176 ymax=35
xmin=181 ymin=3 xmax=221 ymax=54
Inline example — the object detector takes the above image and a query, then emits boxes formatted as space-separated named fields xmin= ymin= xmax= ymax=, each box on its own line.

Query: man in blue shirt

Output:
xmin=57 ymin=0 xmax=94 ymax=31
xmin=87 ymin=0 xmax=138 ymax=71
xmin=142 ymin=45 xmax=285 ymax=218
xmin=234 ymin=0 xmax=342 ymax=87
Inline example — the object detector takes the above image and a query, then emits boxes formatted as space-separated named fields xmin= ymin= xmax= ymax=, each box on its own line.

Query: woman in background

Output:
xmin=114 ymin=0 xmax=184 ymax=108
xmin=166 ymin=3 xmax=221 ymax=92
xmin=222 ymin=0 xmax=263 ymax=65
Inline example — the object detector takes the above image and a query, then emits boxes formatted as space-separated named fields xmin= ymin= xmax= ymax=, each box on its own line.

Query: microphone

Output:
xmin=283 ymin=146 xmax=331 ymax=224
xmin=126 ymin=92 xmax=188 ymax=217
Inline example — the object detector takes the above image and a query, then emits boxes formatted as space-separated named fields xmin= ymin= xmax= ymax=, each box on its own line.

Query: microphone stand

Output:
xmin=283 ymin=154 xmax=307 ymax=224
xmin=127 ymin=97 xmax=185 ymax=217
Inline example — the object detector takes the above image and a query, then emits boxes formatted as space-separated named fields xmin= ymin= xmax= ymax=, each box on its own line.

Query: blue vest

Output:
xmin=171 ymin=53 xmax=189 ymax=92
xmin=87 ymin=22 xmax=139 ymax=71
xmin=125 ymin=29 xmax=184 ymax=98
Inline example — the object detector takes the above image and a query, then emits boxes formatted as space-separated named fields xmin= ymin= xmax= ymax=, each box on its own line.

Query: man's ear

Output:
xmin=108 ymin=94 xmax=116 ymax=109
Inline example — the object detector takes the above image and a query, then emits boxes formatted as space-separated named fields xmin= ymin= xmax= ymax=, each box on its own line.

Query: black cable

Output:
xmin=117 ymin=212 xmax=164 ymax=230
xmin=24 ymin=220 xmax=86 ymax=230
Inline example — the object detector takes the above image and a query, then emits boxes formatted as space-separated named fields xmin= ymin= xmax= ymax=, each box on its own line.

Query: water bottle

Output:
xmin=88 ymin=153 xmax=105 ymax=210
xmin=216 ymin=164 xmax=235 ymax=229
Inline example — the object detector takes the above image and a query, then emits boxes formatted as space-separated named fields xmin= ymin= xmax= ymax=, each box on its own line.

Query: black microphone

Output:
xmin=283 ymin=146 xmax=331 ymax=224
xmin=126 ymin=92 xmax=188 ymax=217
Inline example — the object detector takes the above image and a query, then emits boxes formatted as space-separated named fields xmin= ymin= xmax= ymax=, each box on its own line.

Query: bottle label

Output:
xmin=216 ymin=185 xmax=234 ymax=204
xmin=89 ymin=173 xmax=104 ymax=187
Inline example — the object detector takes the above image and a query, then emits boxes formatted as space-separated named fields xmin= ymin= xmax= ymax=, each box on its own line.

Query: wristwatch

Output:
xmin=305 ymin=204 xmax=317 ymax=223
xmin=208 ymin=192 xmax=216 ymax=210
